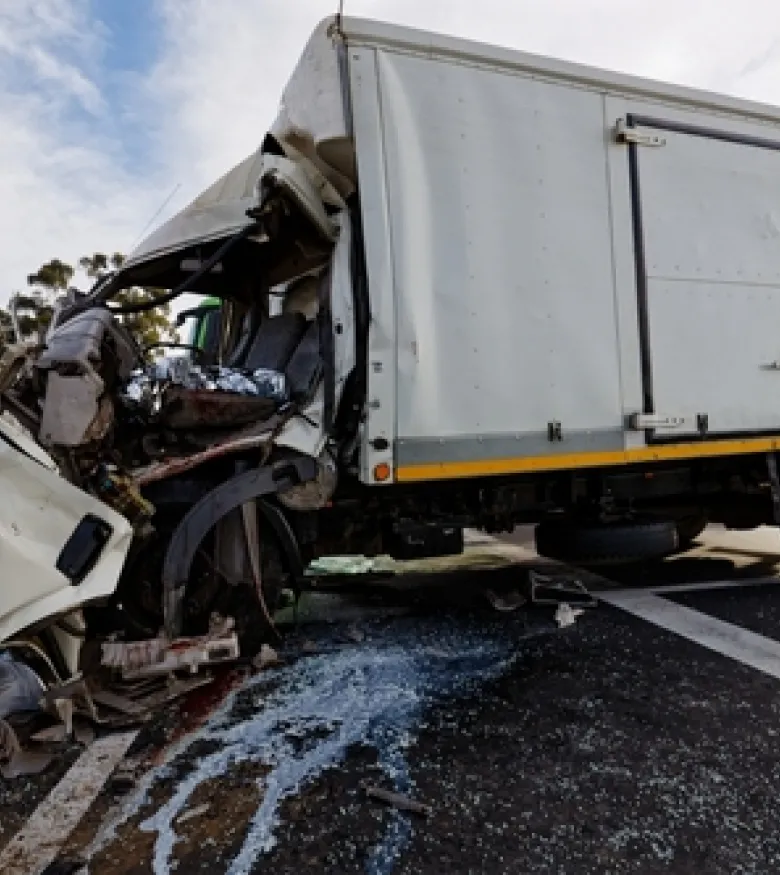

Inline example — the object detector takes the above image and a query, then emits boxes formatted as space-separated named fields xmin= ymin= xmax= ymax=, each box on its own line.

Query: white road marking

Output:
xmin=604 ymin=577 xmax=780 ymax=596
xmin=601 ymin=590 xmax=780 ymax=680
xmin=0 ymin=730 xmax=139 ymax=875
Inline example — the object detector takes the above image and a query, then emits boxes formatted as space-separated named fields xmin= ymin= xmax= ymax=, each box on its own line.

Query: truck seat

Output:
xmin=235 ymin=312 xmax=307 ymax=372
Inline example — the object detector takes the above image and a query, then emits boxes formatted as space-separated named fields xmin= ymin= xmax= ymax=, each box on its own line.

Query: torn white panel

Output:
xmin=126 ymin=19 xmax=350 ymax=276
xmin=0 ymin=434 xmax=133 ymax=643
xmin=256 ymin=155 xmax=338 ymax=241
xmin=0 ymin=413 xmax=58 ymax=471
xmin=269 ymin=18 xmax=354 ymax=191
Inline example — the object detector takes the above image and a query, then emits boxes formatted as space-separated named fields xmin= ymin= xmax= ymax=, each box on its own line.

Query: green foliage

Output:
xmin=27 ymin=258 xmax=74 ymax=293
xmin=10 ymin=252 xmax=176 ymax=349
xmin=0 ymin=306 xmax=13 ymax=352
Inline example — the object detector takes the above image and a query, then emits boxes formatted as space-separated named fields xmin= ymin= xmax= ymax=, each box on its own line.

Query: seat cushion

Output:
xmin=241 ymin=312 xmax=307 ymax=372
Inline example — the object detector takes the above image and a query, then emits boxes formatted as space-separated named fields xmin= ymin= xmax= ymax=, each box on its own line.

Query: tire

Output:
xmin=675 ymin=515 xmax=708 ymax=549
xmin=534 ymin=519 xmax=679 ymax=566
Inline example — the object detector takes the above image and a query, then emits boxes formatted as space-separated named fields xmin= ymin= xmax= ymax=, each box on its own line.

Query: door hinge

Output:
xmin=628 ymin=413 xmax=686 ymax=431
xmin=615 ymin=120 xmax=666 ymax=148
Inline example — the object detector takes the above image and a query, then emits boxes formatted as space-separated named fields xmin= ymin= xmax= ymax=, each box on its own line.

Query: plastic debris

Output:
xmin=0 ymin=651 xmax=45 ymax=719
xmin=554 ymin=603 xmax=585 ymax=629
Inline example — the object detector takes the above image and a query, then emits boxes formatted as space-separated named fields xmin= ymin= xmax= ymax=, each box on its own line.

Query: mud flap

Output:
xmin=161 ymin=457 xmax=317 ymax=638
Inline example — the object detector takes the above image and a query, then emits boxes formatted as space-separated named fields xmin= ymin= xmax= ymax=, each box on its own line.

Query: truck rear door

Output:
xmin=620 ymin=113 xmax=780 ymax=439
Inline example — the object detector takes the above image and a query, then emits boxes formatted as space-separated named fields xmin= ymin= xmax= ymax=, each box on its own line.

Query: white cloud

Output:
xmin=3 ymin=0 xmax=780 ymax=306
xmin=0 ymin=0 xmax=165 ymax=303
xmin=146 ymin=0 xmax=780 ymax=189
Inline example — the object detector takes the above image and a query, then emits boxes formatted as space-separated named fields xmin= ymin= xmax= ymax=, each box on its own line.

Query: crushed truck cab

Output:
xmin=4 ymin=15 xmax=780 ymax=653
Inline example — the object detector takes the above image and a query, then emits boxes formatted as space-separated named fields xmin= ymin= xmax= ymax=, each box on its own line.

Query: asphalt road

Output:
xmin=5 ymin=527 xmax=780 ymax=874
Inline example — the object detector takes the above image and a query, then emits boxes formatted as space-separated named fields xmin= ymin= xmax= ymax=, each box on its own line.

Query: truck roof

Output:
xmin=339 ymin=15 xmax=780 ymax=127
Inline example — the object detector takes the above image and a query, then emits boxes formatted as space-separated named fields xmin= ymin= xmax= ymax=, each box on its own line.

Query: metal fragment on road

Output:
xmin=363 ymin=784 xmax=433 ymax=818
xmin=554 ymin=603 xmax=585 ymax=629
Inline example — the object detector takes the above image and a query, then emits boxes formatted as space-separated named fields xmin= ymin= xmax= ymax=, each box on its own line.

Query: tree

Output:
xmin=14 ymin=253 xmax=175 ymax=350
xmin=19 ymin=257 xmax=77 ymax=340
xmin=78 ymin=252 xmax=176 ymax=350
xmin=0 ymin=304 xmax=13 ymax=352
xmin=27 ymin=258 xmax=74 ymax=293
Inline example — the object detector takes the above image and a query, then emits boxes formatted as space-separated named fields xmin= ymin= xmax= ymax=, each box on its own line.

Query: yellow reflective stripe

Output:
xmin=395 ymin=436 xmax=780 ymax=483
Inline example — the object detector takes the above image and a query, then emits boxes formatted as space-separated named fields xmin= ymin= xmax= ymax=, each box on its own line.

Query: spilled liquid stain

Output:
xmin=85 ymin=614 xmax=538 ymax=874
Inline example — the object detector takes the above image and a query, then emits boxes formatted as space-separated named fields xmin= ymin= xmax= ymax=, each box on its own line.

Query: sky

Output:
xmin=2 ymin=0 xmax=780 ymax=301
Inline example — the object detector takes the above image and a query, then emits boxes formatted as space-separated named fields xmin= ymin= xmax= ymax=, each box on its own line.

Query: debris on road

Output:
xmin=0 ymin=718 xmax=21 ymax=764
xmin=107 ymin=765 xmax=138 ymax=796
xmin=1 ymin=746 xmax=54 ymax=780
xmin=529 ymin=569 xmax=597 ymax=608
xmin=100 ymin=618 xmax=240 ymax=679
xmin=554 ymin=603 xmax=585 ymax=629
xmin=485 ymin=588 xmax=527 ymax=612
xmin=176 ymin=802 xmax=212 ymax=826
xmin=0 ymin=717 xmax=53 ymax=780
xmin=345 ymin=625 xmax=367 ymax=643
xmin=362 ymin=784 xmax=434 ymax=818
xmin=252 ymin=644 xmax=280 ymax=671
xmin=30 ymin=724 xmax=69 ymax=744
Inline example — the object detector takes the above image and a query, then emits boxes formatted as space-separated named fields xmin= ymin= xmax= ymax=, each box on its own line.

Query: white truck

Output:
xmin=3 ymin=15 xmax=780 ymax=654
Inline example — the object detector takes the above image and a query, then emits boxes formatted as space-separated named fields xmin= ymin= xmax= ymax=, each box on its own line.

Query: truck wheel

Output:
xmin=675 ymin=515 xmax=708 ymax=549
xmin=535 ymin=519 xmax=678 ymax=566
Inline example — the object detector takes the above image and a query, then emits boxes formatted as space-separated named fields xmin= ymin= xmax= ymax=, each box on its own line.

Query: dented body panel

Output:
xmin=0 ymin=416 xmax=133 ymax=643
xmin=339 ymin=17 xmax=780 ymax=483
